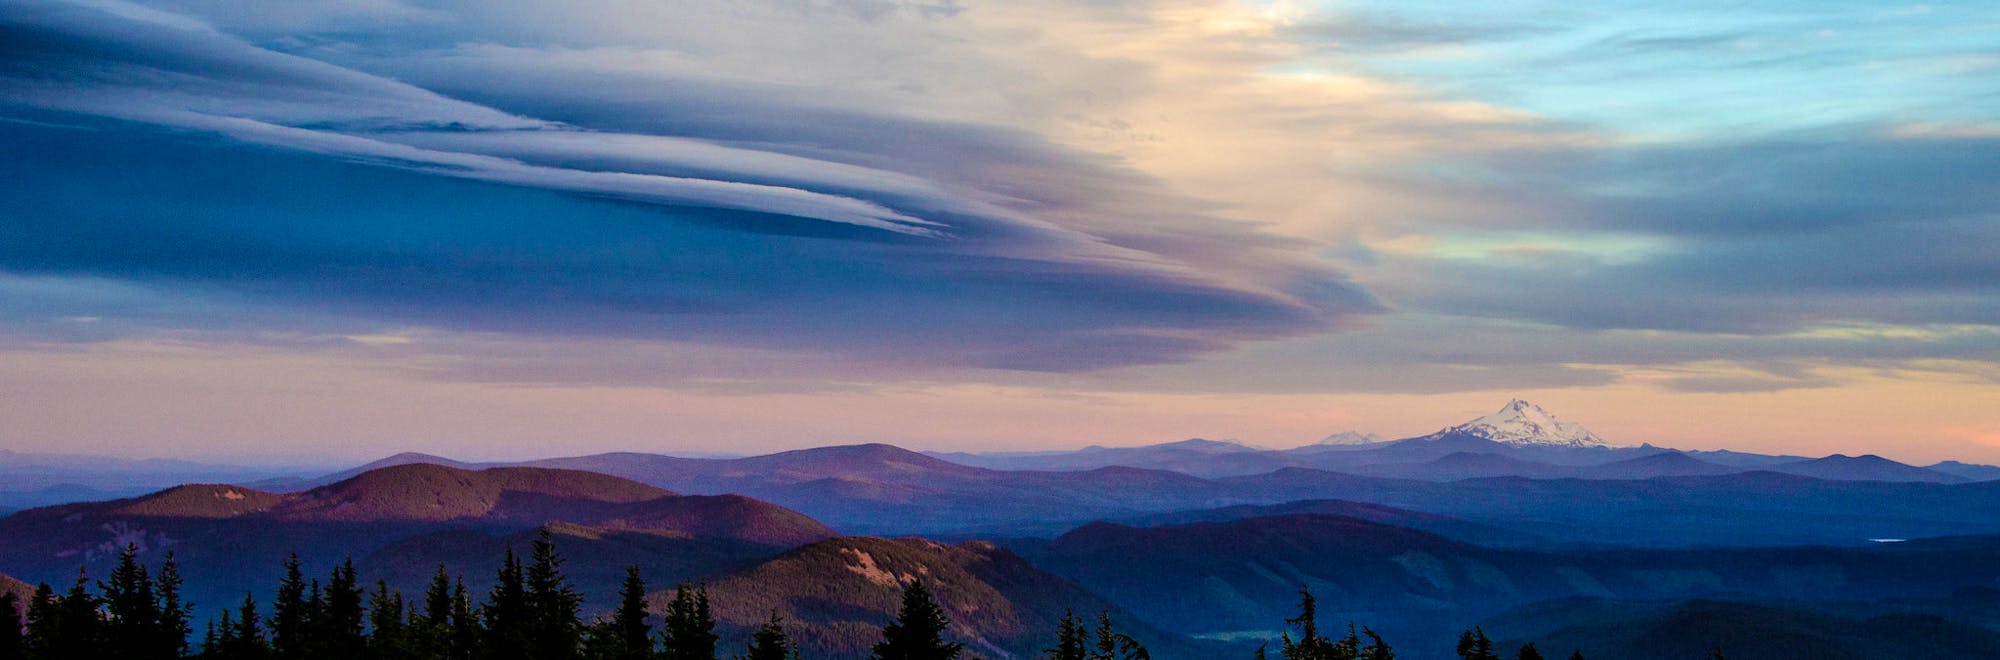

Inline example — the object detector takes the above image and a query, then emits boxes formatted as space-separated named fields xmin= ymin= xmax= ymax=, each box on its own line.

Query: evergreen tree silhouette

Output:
xmin=1359 ymin=627 xmax=1394 ymax=660
xmin=321 ymin=559 xmax=365 ymax=658
xmin=589 ymin=566 xmax=652 ymax=660
xmin=660 ymin=582 xmax=718 ymax=660
xmin=1091 ymin=611 xmax=1149 ymax=660
xmin=100 ymin=544 xmax=158 ymax=658
xmin=210 ymin=607 xmax=237 ymax=658
xmin=368 ymin=580 xmax=411 ymax=659
xmin=229 ymin=591 xmax=270 ymax=659
xmin=869 ymin=580 xmax=961 ymax=660
xmin=1516 ymin=642 xmax=1543 ymax=660
xmin=1567 ymin=652 xmax=1584 ymax=660
xmin=54 ymin=569 xmax=104 ymax=655
xmin=1454 ymin=628 xmax=1497 ymax=660
xmin=0 ymin=591 xmax=22 ymax=660
xmin=21 ymin=584 xmax=56 ymax=658
xmin=156 ymin=552 xmax=192 ymax=659
xmin=448 ymin=578 xmax=479 ymax=660
xmin=1277 ymin=587 xmax=1381 ymax=660
xmin=414 ymin=564 xmax=455 ymax=659
xmin=743 ymin=610 xmax=795 ymax=660
xmin=271 ymin=554 xmax=311 ymax=659
xmin=525 ymin=530 xmax=584 ymax=660
xmin=1046 ymin=609 xmax=1088 ymax=660
xmin=483 ymin=547 xmax=531 ymax=660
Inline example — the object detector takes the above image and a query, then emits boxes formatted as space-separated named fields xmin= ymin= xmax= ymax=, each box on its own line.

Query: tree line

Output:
xmin=0 ymin=535 xmax=1626 ymax=659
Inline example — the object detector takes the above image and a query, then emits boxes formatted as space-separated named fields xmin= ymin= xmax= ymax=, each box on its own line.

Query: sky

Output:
xmin=1 ymin=0 xmax=1997 ymax=464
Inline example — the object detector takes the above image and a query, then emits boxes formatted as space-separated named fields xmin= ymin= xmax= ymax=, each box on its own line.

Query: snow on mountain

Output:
xmin=1316 ymin=431 xmax=1388 ymax=446
xmin=1432 ymin=399 xmax=1616 ymax=448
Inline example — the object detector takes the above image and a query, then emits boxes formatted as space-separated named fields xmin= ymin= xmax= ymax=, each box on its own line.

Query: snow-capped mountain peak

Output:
xmin=1317 ymin=431 xmax=1388 ymax=446
xmin=1436 ymin=399 xmax=1613 ymax=448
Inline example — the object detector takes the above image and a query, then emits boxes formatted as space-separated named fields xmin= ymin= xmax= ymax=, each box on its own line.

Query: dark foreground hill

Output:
xmin=690 ymin=536 xmax=1234 ymax=660
xmin=0 ymin=464 xmax=833 ymax=612
xmin=1020 ymin=515 xmax=2000 ymax=658
xmin=1485 ymin=598 xmax=2000 ymax=660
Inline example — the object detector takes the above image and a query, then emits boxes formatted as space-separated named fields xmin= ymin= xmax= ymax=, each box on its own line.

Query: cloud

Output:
xmin=1 ymin=0 xmax=1994 ymax=397
xmin=0 ymin=0 xmax=1379 ymax=372
xmin=1349 ymin=131 xmax=2000 ymax=337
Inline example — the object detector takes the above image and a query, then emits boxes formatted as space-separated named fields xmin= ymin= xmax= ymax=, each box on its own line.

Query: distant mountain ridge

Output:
xmin=1767 ymin=454 xmax=1967 ymax=484
xmin=921 ymin=399 xmax=1983 ymax=487
xmin=0 ymin=463 xmax=834 ymax=615
xmin=249 ymin=433 xmax=1993 ymax=544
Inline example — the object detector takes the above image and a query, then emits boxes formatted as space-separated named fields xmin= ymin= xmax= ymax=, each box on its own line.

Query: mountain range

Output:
xmin=0 ymin=463 xmax=833 ymax=613
xmin=6 ymin=400 xmax=2000 ymax=658
xmin=932 ymin=400 xmax=1975 ymax=482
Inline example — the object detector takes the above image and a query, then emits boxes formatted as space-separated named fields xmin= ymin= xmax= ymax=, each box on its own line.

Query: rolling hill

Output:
xmin=692 ymin=536 xmax=1232 ymax=660
xmin=0 ymin=463 xmax=833 ymax=617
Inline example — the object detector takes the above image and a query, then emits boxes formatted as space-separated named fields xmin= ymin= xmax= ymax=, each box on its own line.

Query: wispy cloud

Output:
xmin=0 ymin=0 xmax=1379 ymax=372
xmin=1 ymin=0 xmax=1998 ymax=459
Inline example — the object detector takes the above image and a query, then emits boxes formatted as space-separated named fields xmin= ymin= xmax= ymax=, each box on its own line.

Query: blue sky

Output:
xmin=1 ymin=0 xmax=1996 ymax=462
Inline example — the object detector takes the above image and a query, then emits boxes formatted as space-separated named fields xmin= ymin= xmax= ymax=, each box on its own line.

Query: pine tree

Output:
xmin=415 ymin=565 xmax=454 ymax=659
xmin=1567 ymin=652 xmax=1583 ymax=660
xmin=868 ymin=580 xmax=961 ymax=660
xmin=590 ymin=567 xmax=652 ymax=660
xmin=368 ymin=580 xmax=411 ymax=659
xmin=55 ymin=568 xmax=104 ymax=655
xmin=156 ymin=552 xmax=192 ymax=660
xmin=483 ymin=548 xmax=531 ymax=660
xmin=229 ymin=591 xmax=270 ymax=659
xmin=1090 ymin=611 xmax=1149 ymax=660
xmin=271 ymin=554 xmax=311 ymax=659
xmin=321 ymin=559 xmax=365 ymax=658
xmin=525 ymin=530 xmax=584 ymax=660
xmin=1359 ymin=628 xmax=1393 ymax=660
xmin=199 ymin=619 xmax=219 ymax=660
xmin=1046 ymin=610 xmax=1087 ymax=660
xmin=1278 ymin=587 xmax=1348 ymax=660
xmin=449 ymin=578 xmax=478 ymax=660
xmin=1454 ymin=628 xmax=1497 ymax=660
xmin=101 ymin=544 xmax=159 ymax=658
xmin=0 ymin=591 xmax=23 ymax=660
xmin=1516 ymin=642 xmax=1543 ymax=660
xmin=21 ymin=584 xmax=56 ymax=659
xmin=744 ymin=610 xmax=794 ymax=660
xmin=211 ymin=608 xmax=237 ymax=659
xmin=660 ymin=582 xmax=718 ymax=660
